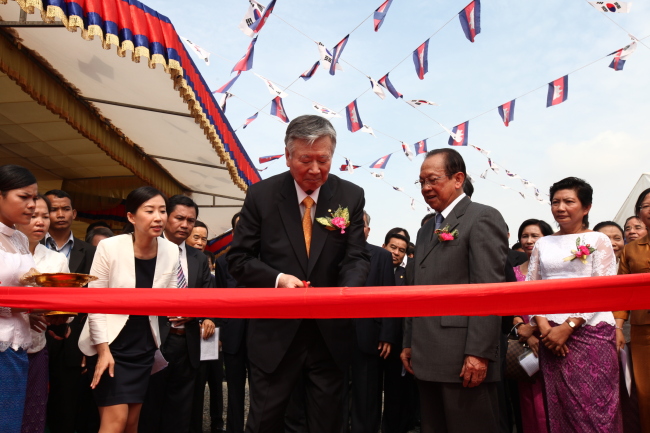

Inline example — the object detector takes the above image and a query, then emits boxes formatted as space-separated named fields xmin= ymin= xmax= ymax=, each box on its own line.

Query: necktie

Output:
xmin=434 ymin=213 xmax=444 ymax=230
xmin=302 ymin=196 xmax=315 ymax=257
xmin=177 ymin=246 xmax=188 ymax=288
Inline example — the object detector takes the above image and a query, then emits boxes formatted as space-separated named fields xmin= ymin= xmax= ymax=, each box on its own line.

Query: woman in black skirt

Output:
xmin=78 ymin=186 xmax=180 ymax=433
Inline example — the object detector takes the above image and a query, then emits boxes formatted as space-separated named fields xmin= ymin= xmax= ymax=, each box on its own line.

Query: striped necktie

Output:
xmin=302 ymin=196 xmax=315 ymax=257
xmin=177 ymin=246 xmax=188 ymax=288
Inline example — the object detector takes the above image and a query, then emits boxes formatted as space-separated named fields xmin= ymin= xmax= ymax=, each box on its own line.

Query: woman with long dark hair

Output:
xmin=78 ymin=186 xmax=180 ymax=433
xmin=0 ymin=164 xmax=40 ymax=433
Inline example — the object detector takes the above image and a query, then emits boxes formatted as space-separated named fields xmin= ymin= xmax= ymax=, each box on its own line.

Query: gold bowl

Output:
xmin=21 ymin=272 xmax=98 ymax=288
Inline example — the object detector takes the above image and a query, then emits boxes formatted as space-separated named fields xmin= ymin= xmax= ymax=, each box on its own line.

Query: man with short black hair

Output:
xmin=187 ymin=220 xmax=209 ymax=251
xmin=43 ymin=189 xmax=97 ymax=433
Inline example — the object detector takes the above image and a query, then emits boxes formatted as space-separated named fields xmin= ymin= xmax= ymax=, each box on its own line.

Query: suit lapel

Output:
xmin=419 ymin=196 xmax=471 ymax=265
xmin=186 ymin=245 xmax=198 ymax=287
xmin=307 ymin=180 xmax=333 ymax=277
xmin=69 ymin=238 xmax=84 ymax=273
xmin=277 ymin=173 xmax=309 ymax=275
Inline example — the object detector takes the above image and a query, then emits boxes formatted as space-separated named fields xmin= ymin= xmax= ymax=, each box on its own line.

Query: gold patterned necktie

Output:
xmin=302 ymin=196 xmax=315 ymax=257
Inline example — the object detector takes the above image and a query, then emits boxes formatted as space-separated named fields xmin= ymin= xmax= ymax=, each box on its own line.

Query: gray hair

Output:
xmin=284 ymin=115 xmax=337 ymax=155
xmin=363 ymin=211 xmax=371 ymax=227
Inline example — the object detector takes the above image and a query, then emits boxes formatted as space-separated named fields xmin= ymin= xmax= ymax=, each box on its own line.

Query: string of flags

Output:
xmin=180 ymin=36 xmax=211 ymax=65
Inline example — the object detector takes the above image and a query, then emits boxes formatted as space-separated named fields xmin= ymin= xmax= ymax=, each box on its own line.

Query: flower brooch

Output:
xmin=316 ymin=206 xmax=350 ymax=234
xmin=563 ymin=236 xmax=595 ymax=264
xmin=434 ymin=225 xmax=458 ymax=242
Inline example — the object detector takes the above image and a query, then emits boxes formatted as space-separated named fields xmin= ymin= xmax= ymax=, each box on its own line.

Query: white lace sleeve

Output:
xmin=525 ymin=242 xmax=542 ymax=282
xmin=592 ymin=234 xmax=617 ymax=277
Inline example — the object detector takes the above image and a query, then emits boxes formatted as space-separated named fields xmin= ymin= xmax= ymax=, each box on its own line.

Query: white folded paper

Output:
xmin=200 ymin=326 xmax=220 ymax=361
xmin=518 ymin=349 xmax=539 ymax=376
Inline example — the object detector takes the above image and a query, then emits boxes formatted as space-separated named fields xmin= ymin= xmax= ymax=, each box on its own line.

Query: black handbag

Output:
xmin=505 ymin=336 xmax=537 ymax=383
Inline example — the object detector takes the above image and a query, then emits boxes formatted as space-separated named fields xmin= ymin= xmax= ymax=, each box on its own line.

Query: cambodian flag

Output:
xmin=259 ymin=154 xmax=283 ymax=164
xmin=369 ymin=154 xmax=391 ymax=169
xmin=270 ymin=96 xmax=289 ymax=123
xmin=448 ymin=121 xmax=469 ymax=146
xmin=547 ymin=75 xmax=568 ymax=107
xmin=213 ymin=72 xmax=241 ymax=93
xmin=459 ymin=0 xmax=481 ymax=43
xmin=378 ymin=73 xmax=403 ymax=99
xmin=249 ymin=0 xmax=276 ymax=34
xmin=415 ymin=140 xmax=427 ymax=155
xmin=300 ymin=61 xmax=320 ymax=80
xmin=330 ymin=35 xmax=349 ymax=75
xmin=498 ymin=99 xmax=516 ymax=127
xmin=243 ymin=112 xmax=258 ymax=129
xmin=232 ymin=37 xmax=257 ymax=73
xmin=373 ymin=0 xmax=394 ymax=32
xmin=608 ymin=41 xmax=637 ymax=71
xmin=345 ymin=100 xmax=363 ymax=132
xmin=413 ymin=39 xmax=429 ymax=80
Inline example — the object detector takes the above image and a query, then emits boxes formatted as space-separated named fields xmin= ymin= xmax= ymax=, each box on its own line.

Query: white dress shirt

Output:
xmin=174 ymin=241 xmax=189 ymax=328
xmin=274 ymin=182 xmax=322 ymax=287
xmin=437 ymin=193 xmax=466 ymax=220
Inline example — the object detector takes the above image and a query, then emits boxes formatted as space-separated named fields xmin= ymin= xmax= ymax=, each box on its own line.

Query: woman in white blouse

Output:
xmin=0 ymin=164 xmax=40 ymax=433
xmin=16 ymin=194 xmax=69 ymax=433
xmin=527 ymin=177 xmax=621 ymax=433
xmin=78 ymin=186 xmax=179 ymax=433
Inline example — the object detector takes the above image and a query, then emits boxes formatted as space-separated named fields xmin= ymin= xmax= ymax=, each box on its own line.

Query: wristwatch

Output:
xmin=565 ymin=319 xmax=576 ymax=329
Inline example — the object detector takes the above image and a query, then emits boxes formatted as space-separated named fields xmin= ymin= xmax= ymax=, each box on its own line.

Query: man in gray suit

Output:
xmin=400 ymin=148 xmax=507 ymax=433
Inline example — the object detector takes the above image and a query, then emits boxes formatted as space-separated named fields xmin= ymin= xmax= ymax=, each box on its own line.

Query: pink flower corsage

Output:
xmin=563 ymin=237 xmax=596 ymax=264
xmin=434 ymin=225 xmax=459 ymax=242
xmin=316 ymin=206 xmax=351 ymax=234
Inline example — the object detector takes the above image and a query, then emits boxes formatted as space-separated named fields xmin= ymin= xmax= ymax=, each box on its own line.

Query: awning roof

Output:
xmin=0 ymin=0 xmax=260 ymax=236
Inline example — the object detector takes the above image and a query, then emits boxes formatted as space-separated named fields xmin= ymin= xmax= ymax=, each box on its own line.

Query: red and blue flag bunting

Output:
xmin=213 ymin=72 xmax=241 ymax=93
xmin=378 ymin=73 xmax=403 ymax=99
xmin=374 ymin=0 xmax=394 ymax=32
xmin=300 ymin=61 xmax=320 ymax=80
xmin=448 ymin=121 xmax=469 ymax=146
xmin=243 ymin=112 xmax=259 ymax=129
xmin=259 ymin=154 xmax=283 ymax=163
xmin=232 ymin=37 xmax=258 ymax=73
xmin=346 ymin=100 xmax=363 ymax=132
xmin=270 ymin=96 xmax=290 ymax=123
xmin=413 ymin=39 xmax=429 ymax=80
xmin=330 ymin=35 xmax=350 ymax=75
xmin=415 ymin=140 xmax=428 ymax=155
xmin=498 ymin=99 xmax=516 ymax=127
xmin=369 ymin=154 xmax=391 ymax=169
xmin=206 ymin=230 xmax=234 ymax=257
xmin=608 ymin=41 xmax=637 ymax=71
xmin=547 ymin=75 xmax=568 ymax=107
xmin=249 ymin=0 xmax=276 ymax=34
xmin=459 ymin=0 xmax=481 ymax=43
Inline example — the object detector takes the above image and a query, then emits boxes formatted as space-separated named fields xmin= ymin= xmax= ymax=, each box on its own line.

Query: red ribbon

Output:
xmin=1 ymin=274 xmax=648 ymax=318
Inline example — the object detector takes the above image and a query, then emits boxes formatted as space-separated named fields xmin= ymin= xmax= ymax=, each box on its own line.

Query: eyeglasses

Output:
xmin=416 ymin=175 xmax=449 ymax=188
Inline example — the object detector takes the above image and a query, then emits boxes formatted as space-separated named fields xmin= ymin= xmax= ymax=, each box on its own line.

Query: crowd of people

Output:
xmin=0 ymin=114 xmax=649 ymax=433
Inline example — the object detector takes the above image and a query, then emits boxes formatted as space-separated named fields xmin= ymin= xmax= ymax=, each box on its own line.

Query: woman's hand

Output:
xmin=616 ymin=329 xmax=626 ymax=353
xmin=517 ymin=324 xmax=535 ymax=342
xmin=91 ymin=343 xmax=114 ymax=389
xmin=541 ymin=323 xmax=572 ymax=357
xmin=527 ymin=335 xmax=540 ymax=357
xmin=29 ymin=314 xmax=48 ymax=333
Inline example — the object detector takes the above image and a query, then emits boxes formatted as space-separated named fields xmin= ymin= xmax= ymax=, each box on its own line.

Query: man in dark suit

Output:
xmin=139 ymin=195 xmax=216 ymax=433
xmin=401 ymin=148 xmax=508 ymax=433
xmin=43 ymin=189 xmax=97 ymax=433
xmin=339 ymin=211 xmax=397 ymax=433
xmin=218 ymin=212 xmax=249 ymax=433
xmin=228 ymin=115 xmax=370 ymax=433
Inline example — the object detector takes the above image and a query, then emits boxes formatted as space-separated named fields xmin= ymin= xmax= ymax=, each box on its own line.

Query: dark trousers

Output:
xmin=341 ymin=343 xmax=381 ymax=433
xmin=224 ymin=348 xmax=249 ymax=433
xmin=417 ymin=380 xmax=499 ymax=433
xmin=247 ymin=320 xmax=345 ymax=433
xmin=191 ymin=357 xmax=224 ymax=433
xmin=47 ymin=347 xmax=82 ymax=433
xmin=140 ymin=334 xmax=198 ymax=433
xmin=382 ymin=350 xmax=416 ymax=433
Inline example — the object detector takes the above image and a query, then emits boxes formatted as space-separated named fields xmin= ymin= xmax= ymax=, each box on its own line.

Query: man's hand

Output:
xmin=400 ymin=348 xmax=413 ymax=375
xmin=459 ymin=355 xmax=488 ymax=388
xmin=168 ymin=317 xmax=193 ymax=327
xmin=201 ymin=319 xmax=216 ymax=340
xmin=378 ymin=341 xmax=391 ymax=359
xmin=616 ymin=329 xmax=626 ymax=353
xmin=277 ymin=274 xmax=306 ymax=288
xmin=46 ymin=315 xmax=69 ymax=326
xmin=29 ymin=314 xmax=48 ymax=333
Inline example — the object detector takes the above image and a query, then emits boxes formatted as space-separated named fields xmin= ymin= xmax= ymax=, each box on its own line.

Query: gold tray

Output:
xmin=44 ymin=311 xmax=78 ymax=317
xmin=22 ymin=272 xmax=98 ymax=287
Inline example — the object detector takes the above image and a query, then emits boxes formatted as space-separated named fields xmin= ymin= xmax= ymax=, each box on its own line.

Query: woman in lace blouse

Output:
xmin=0 ymin=164 xmax=40 ymax=433
xmin=527 ymin=177 xmax=621 ymax=433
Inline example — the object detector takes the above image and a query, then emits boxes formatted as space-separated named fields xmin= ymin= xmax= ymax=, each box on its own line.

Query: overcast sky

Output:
xmin=147 ymin=0 xmax=650 ymax=246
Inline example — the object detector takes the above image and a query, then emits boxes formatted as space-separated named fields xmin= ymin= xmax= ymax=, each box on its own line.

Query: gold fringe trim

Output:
xmin=5 ymin=0 xmax=250 ymax=193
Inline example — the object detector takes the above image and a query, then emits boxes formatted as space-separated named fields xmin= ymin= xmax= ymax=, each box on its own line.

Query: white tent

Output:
xmin=614 ymin=173 xmax=650 ymax=227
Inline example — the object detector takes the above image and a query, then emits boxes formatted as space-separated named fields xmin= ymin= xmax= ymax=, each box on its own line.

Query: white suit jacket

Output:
xmin=78 ymin=234 xmax=180 ymax=356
